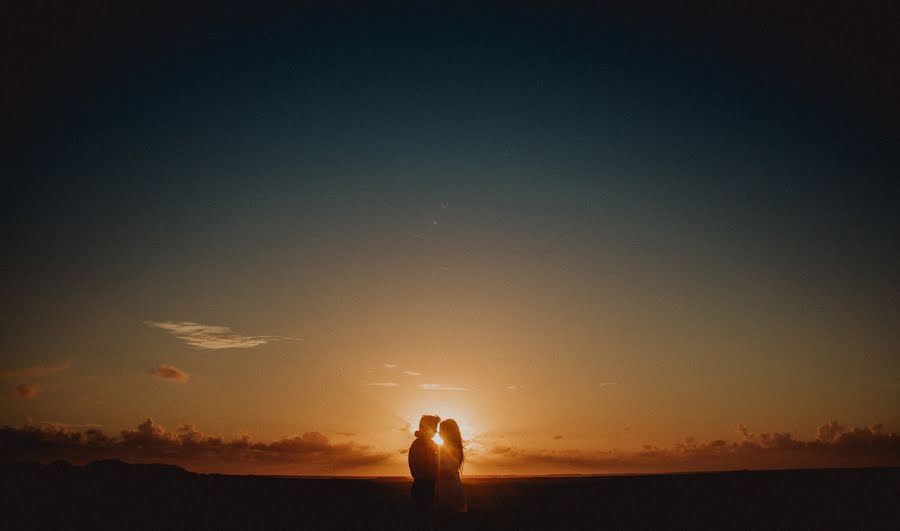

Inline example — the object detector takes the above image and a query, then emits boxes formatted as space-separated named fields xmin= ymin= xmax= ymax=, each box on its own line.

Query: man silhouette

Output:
xmin=408 ymin=414 xmax=440 ymax=517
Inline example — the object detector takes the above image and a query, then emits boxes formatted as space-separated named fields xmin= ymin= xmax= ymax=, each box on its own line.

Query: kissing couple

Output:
xmin=408 ymin=414 xmax=468 ymax=516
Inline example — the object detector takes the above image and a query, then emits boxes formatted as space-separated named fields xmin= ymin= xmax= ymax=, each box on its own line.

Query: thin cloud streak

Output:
xmin=402 ymin=371 xmax=421 ymax=376
xmin=0 ymin=360 xmax=71 ymax=378
xmin=144 ymin=321 xmax=299 ymax=350
xmin=366 ymin=382 xmax=399 ymax=387
xmin=419 ymin=383 xmax=468 ymax=391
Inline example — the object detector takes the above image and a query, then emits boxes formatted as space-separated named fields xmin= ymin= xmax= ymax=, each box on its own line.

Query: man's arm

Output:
xmin=408 ymin=438 xmax=424 ymax=478
xmin=409 ymin=438 xmax=439 ymax=480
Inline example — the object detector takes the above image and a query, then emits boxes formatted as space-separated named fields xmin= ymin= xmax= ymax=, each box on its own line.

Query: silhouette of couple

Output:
xmin=408 ymin=415 xmax=467 ymax=517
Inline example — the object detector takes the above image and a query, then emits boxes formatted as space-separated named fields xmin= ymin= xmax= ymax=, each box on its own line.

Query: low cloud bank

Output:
xmin=4 ymin=418 xmax=897 ymax=475
xmin=0 ymin=418 xmax=391 ymax=474
xmin=471 ymin=421 xmax=900 ymax=474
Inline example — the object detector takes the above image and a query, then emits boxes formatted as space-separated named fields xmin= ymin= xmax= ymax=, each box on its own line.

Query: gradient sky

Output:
xmin=2 ymin=3 xmax=899 ymax=475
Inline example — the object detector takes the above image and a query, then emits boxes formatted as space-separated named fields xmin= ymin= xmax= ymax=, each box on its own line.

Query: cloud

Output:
xmin=815 ymin=419 xmax=845 ymax=443
xmin=419 ymin=383 xmax=468 ymax=391
xmin=366 ymin=382 xmax=399 ymax=387
xmin=0 ymin=418 xmax=392 ymax=473
xmin=15 ymin=384 xmax=40 ymax=399
xmin=505 ymin=385 xmax=525 ymax=391
xmin=402 ymin=371 xmax=421 ymax=376
xmin=6 ymin=417 xmax=895 ymax=476
xmin=144 ymin=321 xmax=298 ymax=350
xmin=598 ymin=382 xmax=617 ymax=388
xmin=393 ymin=417 xmax=412 ymax=433
xmin=383 ymin=364 xmax=397 ymax=368
xmin=0 ymin=360 xmax=70 ymax=378
xmin=39 ymin=421 xmax=103 ymax=430
xmin=469 ymin=420 xmax=900 ymax=474
xmin=147 ymin=365 xmax=190 ymax=382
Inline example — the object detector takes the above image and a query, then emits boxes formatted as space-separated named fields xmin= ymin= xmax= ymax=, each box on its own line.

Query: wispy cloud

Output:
xmin=0 ymin=360 xmax=70 ymax=378
xmin=366 ymin=382 xmax=399 ymax=387
xmin=403 ymin=371 xmax=421 ymax=376
xmin=15 ymin=383 xmax=40 ymax=399
xmin=147 ymin=364 xmax=190 ymax=382
xmin=383 ymin=364 xmax=397 ymax=368
xmin=598 ymin=382 xmax=617 ymax=388
xmin=144 ymin=321 xmax=299 ymax=350
xmin=419 ymin=383 xmax=468 ymax=391
xmin=505 ymin=385 xmax=525 ymax=391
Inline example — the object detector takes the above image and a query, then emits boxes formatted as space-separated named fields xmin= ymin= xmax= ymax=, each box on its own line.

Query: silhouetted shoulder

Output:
xmin=410 ymin=436 xmax=437 ymax=453
xmin=408 ymin=437 xmax=439 ymax=479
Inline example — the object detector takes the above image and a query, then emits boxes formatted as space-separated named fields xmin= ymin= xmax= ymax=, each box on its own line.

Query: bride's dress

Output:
xmin=437 ymin=447 xmax=467 ymax=512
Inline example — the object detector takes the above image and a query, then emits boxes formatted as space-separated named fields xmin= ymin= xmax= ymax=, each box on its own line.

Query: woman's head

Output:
xmin=439 ymin=419 xmax=464 ymax=465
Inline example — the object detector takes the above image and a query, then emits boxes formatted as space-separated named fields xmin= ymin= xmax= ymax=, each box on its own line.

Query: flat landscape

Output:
xmin=4 ymin=461 xmax=898 ymax=529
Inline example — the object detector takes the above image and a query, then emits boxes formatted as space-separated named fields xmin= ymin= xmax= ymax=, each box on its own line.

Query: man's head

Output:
xmin=415 ymin=414 xmax=440 ymax=438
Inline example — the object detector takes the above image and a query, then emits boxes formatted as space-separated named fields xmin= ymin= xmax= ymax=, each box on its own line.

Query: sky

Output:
xmin=2 ymin=2 xmax=899 ymax=476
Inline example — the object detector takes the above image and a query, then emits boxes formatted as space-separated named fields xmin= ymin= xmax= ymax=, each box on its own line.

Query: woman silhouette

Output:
xmin=436 ymin=419 xmax=468 ymax=513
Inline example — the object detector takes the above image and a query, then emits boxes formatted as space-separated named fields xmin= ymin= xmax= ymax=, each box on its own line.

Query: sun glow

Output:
xmin=405 ymin=405 xmax=479 ymax=443
xmin=432 ymin=434 xmax=444 ymax=445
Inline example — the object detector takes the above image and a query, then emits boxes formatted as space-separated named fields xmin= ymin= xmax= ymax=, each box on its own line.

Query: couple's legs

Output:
xmin=411 ymin=479 xmax=436 ymax=524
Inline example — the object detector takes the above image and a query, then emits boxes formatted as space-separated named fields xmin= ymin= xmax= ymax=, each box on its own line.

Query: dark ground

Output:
xmin=3 ymin=460 xmax=898 ymax=529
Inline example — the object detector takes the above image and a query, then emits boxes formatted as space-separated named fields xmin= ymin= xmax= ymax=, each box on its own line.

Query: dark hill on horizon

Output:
xmin=3 ymin=460 xmax=898 ymax=529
